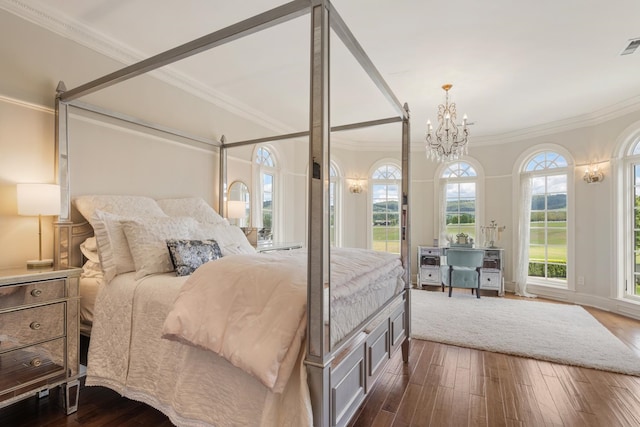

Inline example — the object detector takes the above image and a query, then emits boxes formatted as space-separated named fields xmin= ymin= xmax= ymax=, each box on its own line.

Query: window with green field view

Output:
xmin=256 ymin=146 xmax=275 ymax=242
xmin=525 ymin=152 xmax=568 ymax=281
xmin=371 ymin=164 xmax=401 ymax=253
xmin=443 ymin=162 xmax=477 ymax=241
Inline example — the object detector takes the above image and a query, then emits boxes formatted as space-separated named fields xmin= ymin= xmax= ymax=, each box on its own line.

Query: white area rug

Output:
xmin=411 ymin=289 xmax=640 ymax=376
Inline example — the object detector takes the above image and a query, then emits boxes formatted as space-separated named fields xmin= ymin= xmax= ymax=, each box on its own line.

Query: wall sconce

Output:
xmin=349 ymin=179 xmax=363 ymax=194
xmin=583 ymin=163 xmax=604 ymax=184
xmin=17 ymin=183 xmax=61 ymax=268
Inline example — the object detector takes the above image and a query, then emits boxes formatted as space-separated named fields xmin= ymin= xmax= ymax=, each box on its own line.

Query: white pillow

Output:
xmin=156 ymin=197 xmax=228 ymax=225
xmin=74 ymin=195 xmax=166 ymax=226
xmin=79 ymin=237 xmax=100 ymax=264
xmin=122 ymin=216 xmax=200 ymax=279
xmin=92 ymin=210 xmax=138 ymax=284
xmin=196 ymin=223 xmax=256 ymax=256
xmin=81 ymin=260 xmax=103 ymax=279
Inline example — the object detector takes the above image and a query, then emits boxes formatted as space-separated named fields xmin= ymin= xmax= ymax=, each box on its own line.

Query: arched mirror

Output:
xmin=228 ymin=181 xmax=250 ymax=227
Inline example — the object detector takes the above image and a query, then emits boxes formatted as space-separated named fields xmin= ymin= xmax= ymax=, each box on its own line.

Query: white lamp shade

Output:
xmin=17 ymin=184 xmax=61 ymax=216
xmin=227 ymin=200 xmax=246 ymax=219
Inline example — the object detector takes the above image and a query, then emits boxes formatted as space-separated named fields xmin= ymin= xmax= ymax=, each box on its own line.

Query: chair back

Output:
xmin=446 ymin=249 xmax=484 ymax=268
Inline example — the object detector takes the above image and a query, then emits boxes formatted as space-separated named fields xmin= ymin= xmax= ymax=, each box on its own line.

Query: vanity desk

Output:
xmin=417 ymin=246 xmax=505 ymax=296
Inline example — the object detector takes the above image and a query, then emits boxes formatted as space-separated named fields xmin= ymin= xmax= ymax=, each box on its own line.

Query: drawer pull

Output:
xmin=30 ymin=321 xmax=42 ymax=330
xmin=30 ymin=358 xmax=42 ymax=367
xmin=31 ymin=289 xmax=43 ymax=297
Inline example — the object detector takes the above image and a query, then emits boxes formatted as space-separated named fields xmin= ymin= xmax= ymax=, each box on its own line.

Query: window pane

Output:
xmin=371 ymin=166 xmax=400 ymax=253
xmin=531 ymin=194 xmax=545 ymax=210
xmin=547 ymin=177 xmax=567 ymax=193
xmin=525 ymin=153 xmax=568 ymax=283
xmin=530 ymin=228 xmax=546 ymax=245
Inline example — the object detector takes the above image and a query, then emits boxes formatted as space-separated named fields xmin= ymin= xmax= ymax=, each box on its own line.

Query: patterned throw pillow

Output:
xmin=166 ymin=239 xmax=223 ymax=276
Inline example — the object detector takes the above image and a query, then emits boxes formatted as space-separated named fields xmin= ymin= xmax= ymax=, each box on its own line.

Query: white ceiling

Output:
xmin=4 ymin=0 xmax=640 ymax=147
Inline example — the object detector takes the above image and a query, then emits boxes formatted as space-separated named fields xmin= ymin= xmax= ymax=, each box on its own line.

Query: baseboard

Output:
xmin=516 ymin=283 xmax=640 ymax=322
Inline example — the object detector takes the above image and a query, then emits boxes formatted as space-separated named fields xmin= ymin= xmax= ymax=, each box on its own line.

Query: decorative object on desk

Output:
xmin=425 ymin=83 xmax=470 ymax=162
xmin=456 ymin=232 xmax=469 ymax=245
xmin=481 ymin=220 xmax=505 ymax=248
xmin=16 ymin=183 xmax=61 ymax=268
xmin=583 ymin=162 xmax=604 ymax=183
xmin=411 ymin=290 xmax=640 ymax=376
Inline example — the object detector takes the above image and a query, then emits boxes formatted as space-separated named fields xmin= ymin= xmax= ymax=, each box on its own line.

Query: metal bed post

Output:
xmin=54 ymin=81 xmax=72 ymax=269
xmin=401 ymin=102 xmax=412 ymax=362
xmin=305 ymin=1 xmax=331 ymax=426
xmin=219 ymin=136 xmax=228 ymax=216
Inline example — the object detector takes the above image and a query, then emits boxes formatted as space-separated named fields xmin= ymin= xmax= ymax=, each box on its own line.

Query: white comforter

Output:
xmin=162 ymin=252 xmax=308 ymax=393
xmin=85 ymin=247 xmax=402 ymax=427
xmin=162 ymin=248 xmax=403 ymax=393
xmin=86 ymin=272 xmax=312 ymax=427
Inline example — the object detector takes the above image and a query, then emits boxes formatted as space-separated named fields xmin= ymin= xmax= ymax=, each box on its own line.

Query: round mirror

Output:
xmin=228 ymin=181 xmax=250 ymax=227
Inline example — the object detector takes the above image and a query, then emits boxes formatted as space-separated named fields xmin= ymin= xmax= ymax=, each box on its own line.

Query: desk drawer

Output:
xmin=0 ymin=303 xmax=65 ymax=351
xmin=0 ymin=279 xmax=65 ymax=310
xmin=480 ymin=270 xmax=501 ymax=290
xmin=420 ymin=267 xmax=440 ymax=284
xmin=0 ymin=338 xmax=65 ymax=397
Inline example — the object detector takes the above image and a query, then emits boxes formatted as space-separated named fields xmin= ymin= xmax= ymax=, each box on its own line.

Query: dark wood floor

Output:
xmin=3 ymin=294 xmax=640 ymax=427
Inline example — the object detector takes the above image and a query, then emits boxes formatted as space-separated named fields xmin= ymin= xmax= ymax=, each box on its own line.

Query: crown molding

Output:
xmin=0 ymin=0 xmax=296 ymax=137
xmin=469 ymin=95 xmax=640 ymax=147
xmin=0 ymin=93 xmax=53 ymax=114
xmin=4 ymin=0 xmax=640 ymax=152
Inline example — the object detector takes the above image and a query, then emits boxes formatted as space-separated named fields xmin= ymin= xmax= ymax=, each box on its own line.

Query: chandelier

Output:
xmin=425 ymin=84 xmax=469 ymax=162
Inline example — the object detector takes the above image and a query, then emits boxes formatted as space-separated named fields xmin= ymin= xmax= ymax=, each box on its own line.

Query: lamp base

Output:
xmin=27 ymin=259 xmax=53 ymax=269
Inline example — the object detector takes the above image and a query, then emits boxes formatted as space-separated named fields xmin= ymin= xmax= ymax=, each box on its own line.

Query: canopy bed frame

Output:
xmin=52 ymin=1 xmax=411 ymax=426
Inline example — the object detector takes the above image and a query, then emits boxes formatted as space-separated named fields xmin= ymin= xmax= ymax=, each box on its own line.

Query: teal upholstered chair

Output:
xmin=441 ymin=249 xmax=485 ymax=298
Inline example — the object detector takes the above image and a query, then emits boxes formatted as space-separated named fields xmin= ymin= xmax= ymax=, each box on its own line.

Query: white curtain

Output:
xmin=439 ymin=180 xmax=449 ymax=245
xmin=515 ymin=174 xmax=535 ymax=297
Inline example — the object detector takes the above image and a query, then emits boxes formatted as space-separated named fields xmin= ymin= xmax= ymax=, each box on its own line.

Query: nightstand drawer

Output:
xmin=0 ymin=338 xmax=65 ymax=399
xmin=0 ymin=279 xmax=65 ymax=310
xmin=0 ymin=303 xmax=65 ymax=351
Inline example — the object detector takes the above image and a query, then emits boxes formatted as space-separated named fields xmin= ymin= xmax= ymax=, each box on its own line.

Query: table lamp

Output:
xmin=227 ymin=200 xmax=246 ymax=227
xmin=17 ymin=183 xmax=61 ymax=269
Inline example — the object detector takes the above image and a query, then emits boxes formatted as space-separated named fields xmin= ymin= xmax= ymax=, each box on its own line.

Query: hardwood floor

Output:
xmin=3 ymin=295 xmax=640 ymax=426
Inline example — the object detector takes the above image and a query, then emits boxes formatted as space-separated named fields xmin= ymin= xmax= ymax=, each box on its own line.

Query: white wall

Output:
xmin=3 ymin=7 xmax=640 ymax=322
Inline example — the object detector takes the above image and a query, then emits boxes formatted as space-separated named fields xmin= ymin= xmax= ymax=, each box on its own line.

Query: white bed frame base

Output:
xmin=53 ymin=2 xmax=411 ymax=426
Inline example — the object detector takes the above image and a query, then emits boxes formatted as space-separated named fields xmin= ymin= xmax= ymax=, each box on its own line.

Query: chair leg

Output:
xmin=449 ymin=284 xmax=453 ymax=297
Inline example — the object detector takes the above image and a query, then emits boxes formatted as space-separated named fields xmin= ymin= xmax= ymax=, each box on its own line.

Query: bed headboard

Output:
xmin=55 ymin=106 xmax=220 ymax=269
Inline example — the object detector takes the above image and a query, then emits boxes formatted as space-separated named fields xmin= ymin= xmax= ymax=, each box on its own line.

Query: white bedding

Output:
xmin=86 ymin=272 xmax=312 ymax=427
xmin=79 ymin=276 xmax=100 ymax=329
xmin=85 ymin=248 xmax=403 ymax=427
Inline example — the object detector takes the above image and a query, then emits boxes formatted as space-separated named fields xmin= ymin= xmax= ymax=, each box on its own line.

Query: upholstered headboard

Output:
xmin=56 ymin=106 xmax=220 ymax=268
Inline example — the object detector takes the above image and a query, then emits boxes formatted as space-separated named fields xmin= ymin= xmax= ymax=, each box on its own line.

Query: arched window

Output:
xmin=441 ymin=161 xmax=478 ymax=242
xmin=623 ymin=138 xmax=640 ymax=298
xmin=520 ymin=150 xmax=570 ymax=286
xmin=371 ymin=163 xmax=401 ymax=253
xmin=254 ymin=146 xmax=277 ymax=243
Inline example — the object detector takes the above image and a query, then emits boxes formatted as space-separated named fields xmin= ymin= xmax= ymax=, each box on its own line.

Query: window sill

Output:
xmin=527 ymin=277 xmax=568 ymax=289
